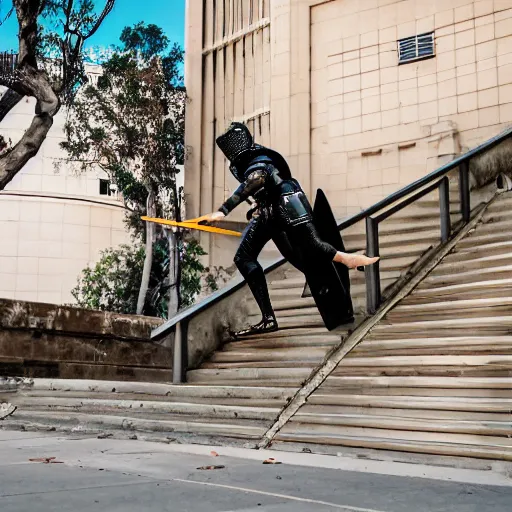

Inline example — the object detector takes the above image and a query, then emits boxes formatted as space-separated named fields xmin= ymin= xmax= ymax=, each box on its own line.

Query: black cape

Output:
xmin=301 ymin=189 xmax=354 ymax=330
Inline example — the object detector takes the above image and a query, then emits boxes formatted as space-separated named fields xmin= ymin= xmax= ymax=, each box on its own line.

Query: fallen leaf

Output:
xmin=29 ymin=457 xmax=63 ymax=464
xmin=197 ymin=465 xmax=225 ymax=470
xmin=210 ymin=451 xmax=219 ymax=457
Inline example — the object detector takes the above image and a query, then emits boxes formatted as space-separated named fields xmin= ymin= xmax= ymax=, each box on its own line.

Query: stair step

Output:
xmin=10 ymin=397 xmax=281 ymax=421
xmin=422 ymin=264 xmax=512 ymax=287
xmin=379 ymin=242 xmax=434 ymax=259
xmin=274 ymin=429 xmax=512 ymax=461
xmin=278 ymin=421 xmax=512 ymax=447
xmin=306 ymin=394 xmax=512 ymax=413
xmin=245 ymin=314 xmax=327 ymax=329
xmin=18 ymin=379 xmax=295 ymax=400
xmin=267 ymin=297 xmax=319 ymax=311
xmin=265 ymin=306 xmax=319 ymax=318
xmin=290 ymin=411 xmax=511 ymax=436
xmin=374 ymin=315 xmax=512 ymax=333
xmin=225 ymin=327 xmax=340 ymax=340
xmin=221 ymin=333 xmax=341 ymax=351
xmin=18 ymin=390 xmax=290 ymax=408
xmin=482 ymin=210 xmax=512 ymax=224
xmin=201 ymin=360 xmax=325 ymax=369
xmin=183 ymin=379 xmax=308 ymax=387
xmin=328 ymin=366 xmax=511 ymax=378
xmin=404 ymin=278 xmax=512 ymax=302
xmin=187 ymin=367 xmax=313 ymax=384
xmin=386 ymin=207 xmax=461 ymax=222
xmin=211 ymin=346 xmax=335 ymax=363
xmin=342 ymin=229 xmax=440 ymax=250
xmin=387 ymin=297 xmax=512 ymax=318
xmin=486 ymin=196 xmax=512 ymax=213
xmin=432 ymin=253 xmax=512 ymax=275
xmin=457 ymin=229 xmax=512 ymax=248
xmin=9 ymin=410 xmax=267 ymax=439
xmin=339 ymin=354 xmax=512 ymax=367
xmin=321 ymin=376 xmax=512 ymax=389
xmin=318 ymin=385 xmax=512 ymax=398
xmin=450 ymin=240 xmax=512 ymax=257
xmin=269 ymin=276 xmax=305 ymax=289
xmin=354 ymin=336 xmax=512 ymax=355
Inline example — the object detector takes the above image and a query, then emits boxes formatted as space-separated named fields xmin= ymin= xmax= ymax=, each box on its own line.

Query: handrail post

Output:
xmin=439 ymin=177 xmax=451 ymax=243
xmin=172 ymin=321 xmax=187 ymax=384
xmin=365 ymin=217 xmax=381 ymax=315
xmin=459 ymin=160 xmax=471 ymax=223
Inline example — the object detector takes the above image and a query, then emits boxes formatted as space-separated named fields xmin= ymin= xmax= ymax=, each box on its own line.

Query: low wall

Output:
xmin=0 ymin=299 xmax=171 ymax=382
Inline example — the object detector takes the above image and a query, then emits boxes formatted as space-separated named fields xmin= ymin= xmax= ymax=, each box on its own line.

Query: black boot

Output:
xmin=232 ymin=314 xmax=278 ymax=339
xmin=232 ymin=267 xmax=278 ymax=339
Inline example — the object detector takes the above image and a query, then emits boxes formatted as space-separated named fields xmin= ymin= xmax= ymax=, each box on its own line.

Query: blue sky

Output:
xmin=0 ymin=0 xmax=185 ymax=52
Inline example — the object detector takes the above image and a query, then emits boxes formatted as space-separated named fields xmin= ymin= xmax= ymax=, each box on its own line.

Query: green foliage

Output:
xmin=73 ymin=238 xmax=207 ymax=318
xmin=71 ymin=244 xmax=144 ymax=314
xmin=179 ymin=239 xmax=207 ymax=308
xmin=205 ymin=273 xmax=219 ymax=293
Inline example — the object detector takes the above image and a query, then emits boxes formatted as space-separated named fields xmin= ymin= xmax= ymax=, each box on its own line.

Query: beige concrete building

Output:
xmin=184 ymin=0 xmax=512 ymax=268
xmin=0 ymin=64 xmax=131 ymax=305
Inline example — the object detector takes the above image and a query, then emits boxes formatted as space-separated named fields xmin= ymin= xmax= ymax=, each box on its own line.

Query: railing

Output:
xmin=153 ymin=125 xmax=512 ymax=383
xmin=0 ymin=52 xmax=18 ymax=74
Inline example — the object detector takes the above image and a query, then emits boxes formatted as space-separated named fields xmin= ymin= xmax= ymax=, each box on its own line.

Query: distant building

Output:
xmin=0 ymin=60 xmax=185 ymax=305
xmin=184 ymin=0 xmax=512 ymax=268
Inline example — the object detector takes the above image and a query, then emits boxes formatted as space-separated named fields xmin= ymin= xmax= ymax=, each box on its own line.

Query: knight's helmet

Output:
xmin=216 ymin=122 xmax=253 ymax=164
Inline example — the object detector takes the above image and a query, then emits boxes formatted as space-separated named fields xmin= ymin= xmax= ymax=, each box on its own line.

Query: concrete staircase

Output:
xmin=3 ymin=192 xmax=511 ymax=463
xmin=273 ymin=193 xmax=512 ymax=461
xmin=0 ymin=198 xmax=454 ymax=443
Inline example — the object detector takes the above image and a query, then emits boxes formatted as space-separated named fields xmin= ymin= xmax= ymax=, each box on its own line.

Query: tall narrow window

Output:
xmin=398 ymin=32 xmax=435 ymax=64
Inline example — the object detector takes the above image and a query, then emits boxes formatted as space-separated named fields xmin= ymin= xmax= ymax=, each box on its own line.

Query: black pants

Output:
xmin=234 ymin=211 xmax=338 ymax=320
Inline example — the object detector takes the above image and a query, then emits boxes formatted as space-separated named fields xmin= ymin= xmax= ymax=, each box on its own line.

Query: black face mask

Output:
xmin=216 ymin=122 xmax=253 ymax=164
xmin=217 ymin=122 xmax=294 ymax=184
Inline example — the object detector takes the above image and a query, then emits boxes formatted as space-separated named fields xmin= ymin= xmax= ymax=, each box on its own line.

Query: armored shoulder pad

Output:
xmin=244 ymin=155 xmax=274 ymax=178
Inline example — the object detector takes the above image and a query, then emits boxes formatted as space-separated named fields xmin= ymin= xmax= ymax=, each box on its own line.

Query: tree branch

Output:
xmin=0 ymin=89 xmax=23 ymax=123
xmin=0 ymin=1 xmax=60 ymax=189
xmin=14 ymin=0 xmax=40 ymax=67
xmin=0 ymin=111 xmax=53 ymax=188
xmin=0 ymin=5 xmax=14 ymax=27
xmin=85 ymin=0 xmax=115 ymax=39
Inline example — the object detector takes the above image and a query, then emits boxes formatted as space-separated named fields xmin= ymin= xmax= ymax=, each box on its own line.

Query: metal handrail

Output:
xmin=153 ymin=125 xmax=512 ymax=382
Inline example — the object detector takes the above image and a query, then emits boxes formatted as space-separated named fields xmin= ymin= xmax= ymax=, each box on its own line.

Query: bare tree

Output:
xmin=0 ymin=0 xmax=115 ymax=189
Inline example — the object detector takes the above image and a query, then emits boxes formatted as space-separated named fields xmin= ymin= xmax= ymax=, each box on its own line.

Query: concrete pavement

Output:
xmin=0 ymin=431 xmax=510 ymax=512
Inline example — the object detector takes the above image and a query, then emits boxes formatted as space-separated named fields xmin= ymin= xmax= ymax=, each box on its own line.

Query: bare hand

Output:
xmin=197 ymin=211 xmax=226 ymax=224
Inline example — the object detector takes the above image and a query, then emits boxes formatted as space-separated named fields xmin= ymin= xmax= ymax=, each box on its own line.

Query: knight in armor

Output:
xmin=201 ymin=123 xmax=378 ymax=338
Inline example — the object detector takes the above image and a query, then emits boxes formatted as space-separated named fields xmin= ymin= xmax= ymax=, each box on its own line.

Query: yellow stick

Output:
xmin=141 ymin=216 xmax=242 ymax=237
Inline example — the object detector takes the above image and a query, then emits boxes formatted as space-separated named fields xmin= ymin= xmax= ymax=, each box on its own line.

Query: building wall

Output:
xmin=310 ymin=0 xmax=512 ymax=214
xmin=185 ymin=0 xmax=512 ymax=268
